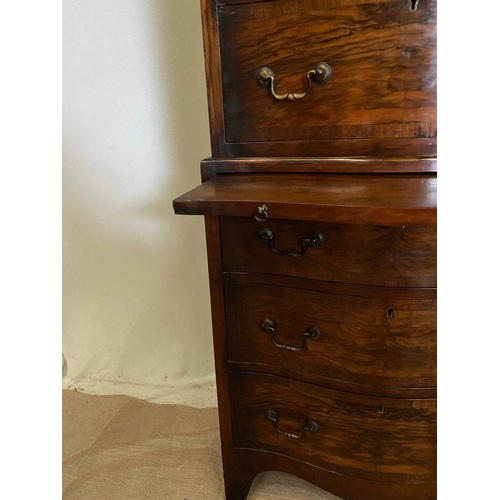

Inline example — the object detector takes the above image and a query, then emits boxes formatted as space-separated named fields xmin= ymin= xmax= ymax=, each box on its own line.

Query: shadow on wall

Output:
xmin=62 ymin=0 xmax=213 ymax=395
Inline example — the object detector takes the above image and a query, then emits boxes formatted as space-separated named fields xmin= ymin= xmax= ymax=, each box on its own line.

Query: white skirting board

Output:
xmin=62 ymin=374 xmax=217 ymax=408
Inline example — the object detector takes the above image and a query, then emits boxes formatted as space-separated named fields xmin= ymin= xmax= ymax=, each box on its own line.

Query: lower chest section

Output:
xmin=214 ymin=215 xmax=436 ymax=493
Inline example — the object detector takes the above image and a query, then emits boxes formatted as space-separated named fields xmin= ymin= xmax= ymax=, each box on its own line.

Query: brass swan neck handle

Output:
xmin=260 ymin=318 xmax=322 ymax=352
xmin=265 ymin=409 xmax=320 ymax=440
xmin=257 ymin=228 xmax=325 ymax=257
xmin=256 ymin=62 xmax=332 ymax=101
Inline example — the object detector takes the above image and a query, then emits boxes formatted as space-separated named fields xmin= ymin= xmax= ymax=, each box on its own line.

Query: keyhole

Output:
xmin=409 ymin=0 xmax=419 ymax=10
xmin=386 ymin=308 xmax=394 ymax=319
xmin=378 ymin=406 xmax=385 ymax=414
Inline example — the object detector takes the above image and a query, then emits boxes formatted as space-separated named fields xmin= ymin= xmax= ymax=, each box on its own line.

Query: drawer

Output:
xmin=226 ymin=283 xmax=436 ymax=388
xmin=221 ymin=218 xmax=436 ymax=287
xmin=230 ymin=372 xmax=437 ymax=484
xmin=218 ymin=0 xmax=437 ymax=153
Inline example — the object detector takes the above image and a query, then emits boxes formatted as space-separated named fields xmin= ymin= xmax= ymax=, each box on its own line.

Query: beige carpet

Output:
xmin=63 ymin=389 xmax=341 ymax=499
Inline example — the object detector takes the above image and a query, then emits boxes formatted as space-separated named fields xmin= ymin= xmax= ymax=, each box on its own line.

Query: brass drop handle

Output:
xmin=254 ymin=204 xmax=269 ymax=222
xmin=260 ymin=318 xmax=322 ymax=352
xmin=257 ymin=228 xmax=324 ymax=257
xmin=256 ymin=62 xmax=332 ymax=101
xmin=265 ymin=409 xmax=320 ymax=440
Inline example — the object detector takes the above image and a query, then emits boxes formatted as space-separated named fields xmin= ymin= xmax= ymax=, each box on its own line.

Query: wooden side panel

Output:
xmin=200 ymin=0 xmax=225 ymax=155
xmin=203 ymin=216 xmax=243 ymax=498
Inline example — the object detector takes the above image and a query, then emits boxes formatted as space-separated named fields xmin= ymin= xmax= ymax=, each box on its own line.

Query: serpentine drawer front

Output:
xmin=230 ymin=372 xmax=437 ymax=484
xmin=221 ymin=217 xmax=437 ymax=288
xmin=225 ymin=282 xmax=437 ymax=389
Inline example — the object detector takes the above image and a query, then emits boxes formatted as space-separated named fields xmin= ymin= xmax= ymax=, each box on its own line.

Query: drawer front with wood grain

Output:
xmin=221 ymin=217 xmax=436 ymax=287
xmin=230 ymin=372 xmax=437 ymax=484
xmin=226 ymin=283 xmax=436 ymax=388
xmin=218 ymin=0 xmax=436 ymax=152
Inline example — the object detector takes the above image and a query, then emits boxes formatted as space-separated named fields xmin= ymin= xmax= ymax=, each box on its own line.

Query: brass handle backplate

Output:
xmin=265 ymin=409 xmax=320 ymax=440
xmin=256 ymin=228 xmax=324 ymax=257
xmin=260 ymin=318 xmax=322 ymax=352
xmin=256 ymin=62 xmax=332 ymax=101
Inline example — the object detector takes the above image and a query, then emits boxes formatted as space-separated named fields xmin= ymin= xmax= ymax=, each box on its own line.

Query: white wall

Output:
xmin=62 ymin=0 xmax=216 ymax=406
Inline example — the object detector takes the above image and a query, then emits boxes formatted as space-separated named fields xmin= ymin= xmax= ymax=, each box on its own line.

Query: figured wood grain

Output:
xmin=200 ymin=0 xmax=225 ymax=155
xmin=228 ymin=361 xmax=436 ymax=399
xmin=218 ymin=0 xmax=436 ymax=156
xmin=225 ymin=283 xmax=436 ymax=388
xmin=173 ymin=173 xmax=437 ymax=226
xmin=230 ymin=372 xmax=437 ymax=484
xmin=178 ymin=2 xmax=439 ymax=499
xmin=221 ymin=217 xmax=436 ymax=287
xmin=222 ymin=138 xmax=437 ymax=158
xmin=216 ymin=0 xmax=275 ymax=4
xmin=223 ymin=272 xmax=437 ymax=300
xmin=201 ymin=157 xmax=437 ymax=180
xmin=231 ymin=448 xmax=437 ymax=500
xmin=203 ymin=216 xmax=240 ymax=497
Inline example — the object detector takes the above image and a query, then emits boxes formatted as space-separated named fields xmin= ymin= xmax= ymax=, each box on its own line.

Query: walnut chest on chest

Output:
xmin=173 ymin=1 xmax=437 ymax=499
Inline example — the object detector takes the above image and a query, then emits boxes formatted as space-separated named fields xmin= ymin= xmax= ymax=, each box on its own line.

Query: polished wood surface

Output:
xmin=201 ymin=157 xmax=437 ymax=180
xmin=230 ymin=372 xmax=437 ymax=483
xmin=221 ymin=217 xmax=436 ymax=287
xmin=226 ymin=282 xmax=436 ymax=388
xmin=204 ymin=216 xmax=239 ymax=496
xmin=230 ymin=448 xmax=437 ymax=500
xmin=223 ymin=137 xmax=437 ymax=158
xmin=175 ymin=1 xmax=438 ymax=498
xmin=223 ymin=272 xmax=437 ymax=301
xmin=174 ymin=173 xmax=437 ymax=226
xmin=219 ymin=0 xmax=437 ymax=144
xmin=227 ymin=361 xmax=436 ymax=399
xmin=200 ymin=0 xmax=225 ymax=155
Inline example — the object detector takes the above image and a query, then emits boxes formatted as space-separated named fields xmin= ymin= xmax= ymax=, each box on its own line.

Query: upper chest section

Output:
xmin=204 ymin=0 xmax=437 ymax=158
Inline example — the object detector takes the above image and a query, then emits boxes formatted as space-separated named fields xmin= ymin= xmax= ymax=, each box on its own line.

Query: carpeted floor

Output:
xmin=62 ymin=389 xmax=341 ymax=499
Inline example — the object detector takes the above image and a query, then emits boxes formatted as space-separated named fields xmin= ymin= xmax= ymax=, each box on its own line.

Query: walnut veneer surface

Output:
xmin=173 ymin=1 xmax=437 ymax=499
